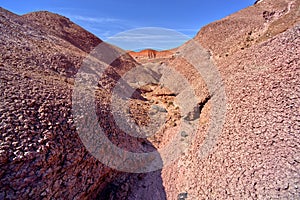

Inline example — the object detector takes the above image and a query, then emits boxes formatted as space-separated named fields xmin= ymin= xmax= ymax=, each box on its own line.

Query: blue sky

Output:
xmin=1 ymin=0 xmax=256 ymax=50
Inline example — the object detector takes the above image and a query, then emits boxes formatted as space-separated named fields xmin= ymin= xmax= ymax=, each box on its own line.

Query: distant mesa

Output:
xmin=128 ymin=49 xmax=174 ymax=60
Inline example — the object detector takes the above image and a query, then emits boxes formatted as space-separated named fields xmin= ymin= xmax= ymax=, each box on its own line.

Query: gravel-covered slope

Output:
xmin=159 ymin=0 xmax=300 ymax=199
xmin=0 ymin=7 xmax=145 ymax=199
xmin=1 ymin=0 xmax=299 ymax=198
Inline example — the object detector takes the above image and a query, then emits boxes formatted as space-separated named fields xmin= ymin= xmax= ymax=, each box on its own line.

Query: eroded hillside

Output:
xmin=0 ymin=0 xmax=299 ymax=199
xmin=0 ymin=7 xmax=155 ymax=199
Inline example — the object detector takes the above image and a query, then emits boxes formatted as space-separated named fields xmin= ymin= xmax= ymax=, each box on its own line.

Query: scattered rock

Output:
xmin=177 ymin=192 xmax=188 ymax=200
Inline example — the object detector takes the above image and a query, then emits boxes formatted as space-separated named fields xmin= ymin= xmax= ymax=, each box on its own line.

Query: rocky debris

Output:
xmin=1 ymin=0 xmax=299 ymax=198
xmin=22 ymin=11 xmax=102 ymax=53
xmin=180 ymin=131 xmax=188 ymax=138
xmin=159 ymin=0 xmax=300 ymax=199
xmin=183 ymin=106 xmax=200 ymax=122
xmin=150 ymin=105 xmax=167 ymax=113
xmin=196 ymin=0 xmax=300 ymax=58
xmin=97 ymin=171 xmax=167 ymax=200
xmin=263 ymin=10 xmax=276 ymax=21
xmin=0 ymin=7 xmax=149 ymax=199
xmin=177 ymin=192 xmax=188 ymax=200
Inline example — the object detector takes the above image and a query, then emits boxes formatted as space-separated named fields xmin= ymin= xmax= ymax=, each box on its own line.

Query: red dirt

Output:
xmin=0 ymin=0 xmax=299 ymax=199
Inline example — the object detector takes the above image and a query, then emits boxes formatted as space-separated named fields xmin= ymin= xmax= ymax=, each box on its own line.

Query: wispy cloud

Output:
xmin=106 ymin=27 xmax=190 ymax=50
xmin=67 ymin=14 xmax=120 ymax=23
xmin=56 ymin=11 xmax=195 ymax=50
xmin=59 ymin=13 xmax=130 ymax=40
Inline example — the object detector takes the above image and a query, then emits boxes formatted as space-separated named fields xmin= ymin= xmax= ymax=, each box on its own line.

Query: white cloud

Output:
xmin=67 ymin=14 xmax=120 ymax=23
xmin=106 ymin=27 xmax=191 ymax=50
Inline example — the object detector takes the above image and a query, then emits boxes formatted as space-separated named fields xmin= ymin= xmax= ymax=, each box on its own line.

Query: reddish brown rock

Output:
xmin=129 ymin=49 xmax=173 ymax=60
xmin=158 ymin=0 xmax=300 ymax=199
xmin=1 ymin=0 xmax=299 ymax=198
xmin=0 ymin=7 xmax=146 ymax=199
